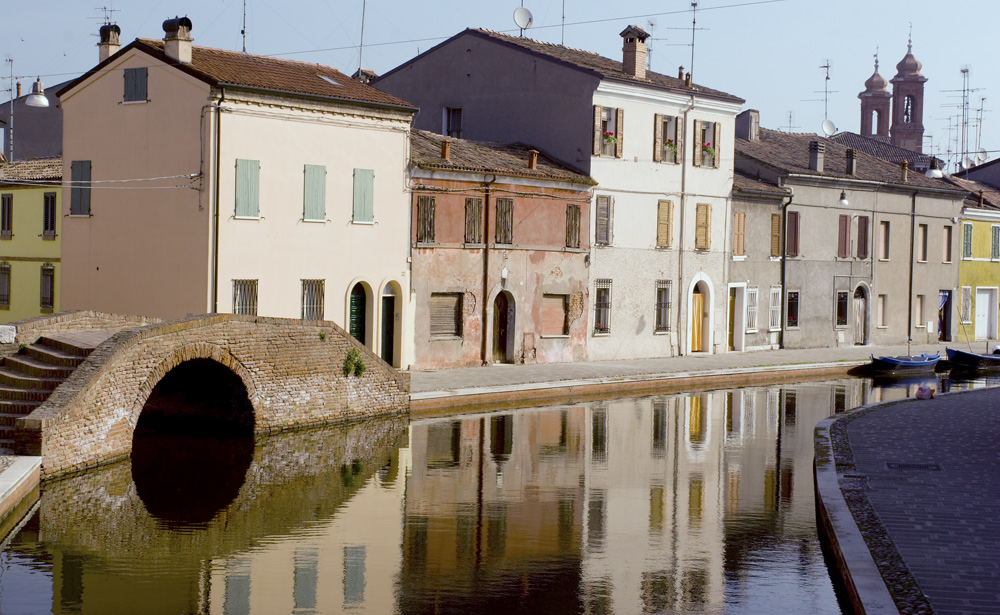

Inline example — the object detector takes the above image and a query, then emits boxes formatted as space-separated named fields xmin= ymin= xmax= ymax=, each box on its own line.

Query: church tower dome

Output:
xmin=859 ymin=54 xmax=891 ymax=138
xmin=890 ymin=36 xmax=927 ymax=152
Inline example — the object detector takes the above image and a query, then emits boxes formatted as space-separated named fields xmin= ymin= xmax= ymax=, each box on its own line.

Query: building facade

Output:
xmin=945 ymin=177 xmax=1000 ymax=343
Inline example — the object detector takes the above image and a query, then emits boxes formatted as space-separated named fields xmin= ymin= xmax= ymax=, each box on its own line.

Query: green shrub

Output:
xmin=343 ymin=348 xmax=366 ymax=377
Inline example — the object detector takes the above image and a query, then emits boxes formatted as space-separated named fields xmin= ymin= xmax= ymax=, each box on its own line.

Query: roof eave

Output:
xmin=215 ymin=83 xmax=417 ymax=114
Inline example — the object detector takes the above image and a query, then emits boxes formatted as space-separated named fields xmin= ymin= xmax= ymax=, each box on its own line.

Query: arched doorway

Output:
xmin=350 ymin=284 xmax=367 ymax=346
xmin=691 ymin=284 xmax=708 ymax=352
xmin=493 ymin=291 xmax=514 ymax=363
xmin=853 ymin=286 xmax=869 ymax=345
xmin=380 ymin=283 xmax=396 ymax=366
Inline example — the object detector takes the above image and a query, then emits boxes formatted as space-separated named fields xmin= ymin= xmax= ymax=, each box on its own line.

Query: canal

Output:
xmin=0 ymin=373 xmax=993 ymax=614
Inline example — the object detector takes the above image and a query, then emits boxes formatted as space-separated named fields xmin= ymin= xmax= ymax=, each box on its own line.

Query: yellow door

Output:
xmin=692 ymin=290 xmax=704 ymax=351
xmin=728 ymin=289 xmax=736 ymax=351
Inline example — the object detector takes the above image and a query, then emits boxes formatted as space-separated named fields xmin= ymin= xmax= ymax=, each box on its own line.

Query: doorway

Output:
xmin=493 ymin=292 xmax=513 ymax=363
xmin=975 ymin=288 xmax=998 ymax=340
xmin=350 ymin=284 xmax=367 ymax=345
xmin=692 ymin=288 xmax=705 ymax=352
xmin=938 ymin=290 xmax=952 ymax=341
xmin=380 ymin=284 xmax=396 ymax=366
xmin=853 ymin=287 xmax=868 ymax=345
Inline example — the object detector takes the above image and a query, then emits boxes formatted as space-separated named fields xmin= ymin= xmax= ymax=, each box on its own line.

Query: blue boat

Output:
xmin=946 ymin=347 xmax=1000 ymax=371
xmin=869 ymin=352 xmax=940 ymax=375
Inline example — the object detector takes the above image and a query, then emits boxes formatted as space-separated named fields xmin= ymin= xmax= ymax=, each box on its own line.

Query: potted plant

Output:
xmin=701 ymin=141 xmax=715 ymax=162
xmin=602 ymin=131 xmax=617 ymax=145
xmin=664 ymin=138 xmax=678 ymax=160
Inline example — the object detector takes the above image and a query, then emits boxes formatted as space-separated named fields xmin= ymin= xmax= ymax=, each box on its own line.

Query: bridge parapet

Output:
xmin=14 ymin=313 xmax=409 ymax=478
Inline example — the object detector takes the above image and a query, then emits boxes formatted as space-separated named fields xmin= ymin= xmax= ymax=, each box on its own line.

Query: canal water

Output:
xmin=0 ymin=373 xmax=994 ymax=614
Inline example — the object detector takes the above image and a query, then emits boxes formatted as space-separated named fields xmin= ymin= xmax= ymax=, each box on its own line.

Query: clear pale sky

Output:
xmin=3 ymin=0 xmax=996 ymax=168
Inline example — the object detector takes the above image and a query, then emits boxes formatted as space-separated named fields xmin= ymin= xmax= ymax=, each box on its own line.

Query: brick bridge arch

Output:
xmin=13 ymin=313 xmax=409 ymax=478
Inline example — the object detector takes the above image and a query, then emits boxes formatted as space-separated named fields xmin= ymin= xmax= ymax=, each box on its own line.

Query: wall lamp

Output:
xmin=838 ymin=190 xmax=849 ymax=206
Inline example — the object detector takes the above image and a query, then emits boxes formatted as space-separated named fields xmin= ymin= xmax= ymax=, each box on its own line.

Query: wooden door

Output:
xmin=853 ymin=289 xmax=867 ymax=345
xmin=350 ymin=285 xmax=366 ymax=345
xmin=493 ymin=293 xmax=509 ymax=363
xmin=692 ymin=290 xmax=704 ymax=351
xmin=380 ymin=296 xmax=394 ymax=365
xmin=727 ymin=289 xmax=736 ymax=351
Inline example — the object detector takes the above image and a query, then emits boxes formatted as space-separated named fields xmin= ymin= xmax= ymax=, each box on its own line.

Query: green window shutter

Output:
xmin=353 ymin=168 xmax=374 ymax=222
xmin=963 ymin=224 xmax=973 ymax=258
xmin=303 ymin=164 xmax=326 ymax=221
xmin=70 ymin=160 xmax=91 ymax=216
xmin=235 ymin=159 xmax=260 ymax=217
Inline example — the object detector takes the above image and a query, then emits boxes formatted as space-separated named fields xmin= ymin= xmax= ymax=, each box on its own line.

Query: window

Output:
xmin=595 ymin=195 xmax=613 ymax=245
xmin=593 ymin=105 xmax=623 ymax=157
xmin=0 ymin=194 xmax=11 ymax=238
xmin=768 ymin=286 xmax=782 ymax=330
xmin=786 ymin=291 xmax=799 ymax=328
xmin=123 ymin=67 xmax=147 ymax=103
xmin=301 ymin=280 xmax=325 ymax=320
xmin=430 ymin=292 xmax=462 ymax=337
xmin=917 ymin=224 xmax=928 ymax=261
xmin=655 ymin=280 xmax=671 ymax=332
xmin=495 ymin=198 xmax=513 ymax=244
xmin=877 ymin=294 xmax=887 ymax=327
xmin=693 ymin=120 xmax=719 ymax=168
xmin=836 ymin=291 xmax=849 ymax=326
xmin=656 ymin=200 xmax=673 ymax=248
xmin=653 ymin=114 xmax=681 ymax=164
xmin=594 ymin=279 xmax=612 ymax=334
xmin=464 ymin=198 xmax=483 ymax=244
xmin=416 ymin=196 xmax=436 ymax=243
xmin=733 ymin=210 xmax=746 ymax=256
xmin=993 ymin=225 xmax=1000 ymax=259
xmin=857 ymin=215 xmax=870 ymax=259
xmin=566 ymin=203 xmax=581 ymax=248
xmin=915 ymin=294 xmax=924 ymax=327
xmin=541 ymin=294 xmax=569 ymax=336
xmin=0 ymin=263 xmax=9 ymax=308
xmin=70 ymin=160 xmax=92 ymax=216
xmin=40 ymin=265 xmax=54 ymax=311
xmin=770 ymin=213 xmax=781 ymax=257
xmin=353 ymin=168 xmax=374 ymax=223
xmin=695 ymin=203 xmax=711 ymax=250
xmin=962 ymin=223 xmax=973 ymax=259
xmin=902 ymin=95 xmax=914 ymax=123
xmin=43 ymin=192 xmax=56 ymax=238
xmin=943 ymin=225 xmax=953 ymax=262
xmin=303 ymin=164 xmax=326 ymax=221
xmin=785 ymin=211 xmax=800 ymax=256
xmin=879 ymin=220 xmax=890 ymax=260
xmin=235 ymin=159 xmax=260 ymax=218
xmin=960 ymin=286 xmax=972 ymax=323
xmin=746 ymin=286 xmax=759 ymax=332
xmin=445 ymin=107 xmax=462 ymax=138
xmin=233 ymin=279 xmax=258 ymax=315
xmin=838 ymin=215 xmax=850 ymax=258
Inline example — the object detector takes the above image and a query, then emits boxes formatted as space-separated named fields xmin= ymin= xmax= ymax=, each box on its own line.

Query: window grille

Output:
xmin=301 ymin=279 xmax=325 ymax=320
xmin=233 ymin=279 xmax=258 ymax=316
xmin=416 ymin=196 xmax=436 ymax=243
xmin=464 ymin=198 xmax=483 ymax=244
xmin=786 ymin=291 xmax=799 ymax=328
xmin=746 ymin=286 xmax=759 ymax=332
xmin=40 ymin=265 xmax=54 ymax=310
xmin=0 ymin=263 xmax=10 ymax=307
xmin=768 ymin=286 xmax=782 ymax=330
xmin=594 ymin=279 xmax=612 ymax=334
xmin=495 ymin=198 xmax=513 ymax=244
xmin=655 ymin=280 xmax=671 ymax=332
xmin=836 ymin=291 xmax=849 ymax=326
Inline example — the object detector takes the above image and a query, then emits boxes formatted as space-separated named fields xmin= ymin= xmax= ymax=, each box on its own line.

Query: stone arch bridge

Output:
xmin=3 ymin=311 xmax=409 ymax=478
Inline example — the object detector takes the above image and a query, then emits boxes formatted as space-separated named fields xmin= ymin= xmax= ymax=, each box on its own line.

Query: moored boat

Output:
xmin=868 ymin=352 xmax=940 ymax=374
xmin=945 ymin=347 xmax=1000 ymax=371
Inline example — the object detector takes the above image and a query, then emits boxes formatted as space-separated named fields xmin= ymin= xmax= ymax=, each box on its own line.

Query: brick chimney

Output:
xmin=528 ymin=149 xmax=539 ymax=170
xmin=163 ymin=17 xmax=193 ymax=64
xmin=99 ymin=24 xmax=121 ymax=62
xmin=619 ymin=25 xmax=650 ymax=80
xmin=441 ymin=138 xmax=452 ymax=161
xmin=735 ymin=109 xmax=760 ymax=142
xmin=846 ymin=149 xmax=857 ymax=175
xmin=809 ymin=141 xmax=825 ymax=172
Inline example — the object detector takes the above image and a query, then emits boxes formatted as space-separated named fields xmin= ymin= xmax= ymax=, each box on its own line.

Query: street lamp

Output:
xmin=25 ymin=78 xmax=48 ymax=107
xmin=838 ymin=190 xmax=849 ymax=206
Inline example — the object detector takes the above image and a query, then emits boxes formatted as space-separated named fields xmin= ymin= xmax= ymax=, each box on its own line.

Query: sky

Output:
xmin=3 ymin=0 xmax=996 ymax=170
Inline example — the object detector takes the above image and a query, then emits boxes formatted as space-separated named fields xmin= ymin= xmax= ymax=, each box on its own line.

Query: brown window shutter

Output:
xmin=786 ymin=211 xmax=799 ymax=256
xmin=693 ymin=120 xmax=703 ymax=166
xmin=838 ymin=215 xmax=850 ymax=257
xmin=541 ymin=295 xmax=568 ymax=336
xmin=593 ymin=105 xmax=603 ymax=156
xmin=596 ymin=195 xmax=609 ymax=245
xmin=734 ymin=210 xmax=745 ymax=256
xmin=430 ymin=293 xmax=462 ymax=337
xmin=653 ymin=114 xmax=663 ymax=162
xmin=615 ymin=108 xmax=624 ymax=158
xmin=657 ymin=200 xmax=672 ymax=247
xmin=857 ymin=215 xmax=869 ymax=259
xmin=713 ymin=124 xmax=721 ymax=169
xmin=770 ymin=213 xmax=781 ymax=257
xmin=696 ymin=203 xmax=711 ymax=249
xmin=674 ymin=117 xmax=684 ymax=165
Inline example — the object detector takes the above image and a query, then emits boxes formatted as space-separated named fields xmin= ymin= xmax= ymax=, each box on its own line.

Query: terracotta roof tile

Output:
xmin=829 ymin=132 xmax=939 ymax=170
xmin=942 ymin=176 xmax=1000 ymax=211
xmin=733 ymin=170 xmax=787 ymax=196
xmin=411 ymin=130 xmax=594 ymax=185
xmin=0 ymin=157 xmax=62 ymax=183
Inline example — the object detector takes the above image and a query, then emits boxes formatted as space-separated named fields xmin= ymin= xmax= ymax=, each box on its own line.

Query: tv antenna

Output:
xmin=358 ymin=0 xmax=367 ymax=71
xmin=241 ymin=0 xmax=247 ymax=52
xmin=93 ymin=4 xmax=120 ymax=25
xmin=817 ymin=61 xmax=838 ymax=120
xmin=689 ymin=1 xmax=698 ymax=77
xmin=784 ymin=111 xmax=800 ymax=132
xmin=513 ymin=6 xmax=533 ymax=37
xmin=646 ymin=19 xmax=656 ymax=71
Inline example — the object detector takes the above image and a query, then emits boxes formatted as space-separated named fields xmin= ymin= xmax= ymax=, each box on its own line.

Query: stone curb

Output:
xmin=0 ymin=456 xmax=42 ymax=543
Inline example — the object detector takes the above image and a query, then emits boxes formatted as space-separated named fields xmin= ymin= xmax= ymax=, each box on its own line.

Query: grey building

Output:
xmin=0 ymin=79 xmax=67 ymax=162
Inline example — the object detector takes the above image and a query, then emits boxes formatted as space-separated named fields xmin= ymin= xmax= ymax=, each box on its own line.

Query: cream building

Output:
xmin=58 ymin=18 xmax=416 ymax=367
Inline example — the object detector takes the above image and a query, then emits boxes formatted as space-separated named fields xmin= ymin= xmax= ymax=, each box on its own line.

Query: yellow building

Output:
xmin=0 ymin=157 xmax=61 ymax=323
xmin=947 ymin=177 xmax=1000 ymax=344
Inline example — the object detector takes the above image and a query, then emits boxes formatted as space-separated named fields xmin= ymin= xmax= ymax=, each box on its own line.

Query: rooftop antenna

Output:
xmin=4 ymin=58 xmax=12 ymax=161
xmin=94 ymin=4 xmax=120 ymax=25
xmin=358 ymin=0 xmax=367 ymax=73
xmin=513 ymin=5 xmax=533 ymax=37
xmin=646 ymin=19 xmax=656 ymax=71
xmin=785 ymin=111 xmax=800 ymax=132
xmin=689 ymin=1 xmax=697 ymax=77
xmin=561 ymin=0 xmax=565 ymax=45
xmin=817 ymin=61 xmax=838 ymax=121
xmin=241 ymin=0 xmax=247 ymax=52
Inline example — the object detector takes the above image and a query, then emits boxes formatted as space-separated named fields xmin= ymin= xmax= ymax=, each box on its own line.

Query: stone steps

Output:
xmin=0 ymin=335 xmax=98 ymax=453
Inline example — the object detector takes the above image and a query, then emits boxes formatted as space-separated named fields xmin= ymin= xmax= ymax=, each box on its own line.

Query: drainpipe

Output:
xmin=212 ymin=89 xmax=225 ymax=313
xmin=906 ymin=190 xmax=917 ymax=354
xmin=677 ymin=97 xmax=696 ymax=355
xmin=778 ymin=183 xmax=794 ymax=349
xmin=481 ymin=175 xmax=495 ymax=365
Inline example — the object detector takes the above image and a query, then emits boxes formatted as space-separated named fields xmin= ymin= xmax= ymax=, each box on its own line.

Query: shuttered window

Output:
xmin=962 ymin=223 xmax=973 ymax=258
xmin=353 ymin=168 xmax=375 ymax=222
xmin=301 ymin=279 xmax=325 ymax=320
xmin=430 ymin=293 xmax=462 ymax=337
xmin=0 ymin=194 xmax=12 ymax=238
xmin=653 ymin=115 xmax=680 ymax=164
xmin=0 ymin=263 xmax=10 ymax=308
xmin=656 ymin=200 xmax=673 ymax=248
xmin=693 ymin=120 xmax=720 ymax=168
xmin=233 ymin=279 xmax=258 ymax=315
xmin=880 ymin=221 xmax=891 ymax=260
xmin=770 ymin=213 xmax=781 ymax=257
xmin=838 ymin=215 xmax=850 ymax=258
xmin=768 ymin=286 xmax=782 ymax=330
xmin=43 ymin=193 xmax=56 ymax=238
xmin=786 ymin=211 xmax=800 ymax=257
xmin=655 ymin=280 xmax=671 ymax=332
xmin=595 ymin=195 xmax=613 ymax=245
xmin=746 ymin=286 xmax=759 ymax=332
xmin=416 ymin=196 xmax=436 ymax=243
xmin=541 ymin=294 xmax=569 ymax=336
xmin=733 ymin=210 xmax=746 ymax=256
xmin=465 ymin=198 xmax=483 ymax=244
xmin=594 ymin=279 xmax=612 ymax=334
xmin=70 ymin=160 xmax=92 ymax=216
xmin=566 ymin=203 xmax=581 ymax=248
xmin=992 ymin=225 xmax=1000 ymax=259
xmin=303 ymin=164 xmax=326 ymax=221
xmin=40 ymin=265 xmax=54 ymax=311
xmin=123 ymin=67 xmax=147 ymax=102
xmin=857 ymin=215 xmax=869 ymax=259
xmin=695 ymin=203 xmax=711 ymax=250
xmin=594 ymin=106 xmax=623 ymax=157
xmin=495 ymin=198 xmax=513 ymax=244
xmin=235 ymin=159 xmax=260 ymax=218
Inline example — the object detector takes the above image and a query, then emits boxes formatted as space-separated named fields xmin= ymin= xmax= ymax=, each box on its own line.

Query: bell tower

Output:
xmin=890 ymin=36 xmax=927 ymax=152
xmin=859 ymin=51 xmax=891 ymax=139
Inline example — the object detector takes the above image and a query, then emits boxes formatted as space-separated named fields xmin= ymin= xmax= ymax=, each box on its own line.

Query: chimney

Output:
xmin=735 ymin=110 xmax=760 ymax=142
xmin=15 ymin=82 xmax=21 ymax=98
xmin=901 ymin=160 xmax=909 ymax=183
xmin=678 ymin=66 xmax=685 ymax=80
xmin=979 ymin=190 xmax=984 ymax=206
xmin=619 ymin=25 xmax=650 ymax=80
xmin=684 ymin=72 xmax=692 ymax=87
xmin=528 ymin=149 xmax=539 ymax=170
xmin=163 ymin=17 xmax=193 ymax=64
xmin=99 ymin=23 xmax=122 ymax=62
xmin=809 ymin=141 xmax=825 ymax=172
xmin=441 ymin=138 xmax=452 ymax=161
xmin=846 ymin=149 xmax=857 ymax=175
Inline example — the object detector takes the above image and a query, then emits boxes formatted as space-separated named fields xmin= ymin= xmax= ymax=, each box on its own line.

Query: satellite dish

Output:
xmin=821 ymin=119 xmax=837 ymax=137
xmin=964 ymin=157 xmax=975 ymax=169
xmin=513 ymin=7 xmax=534 ymax=30
xmin=976 ymin=149 xmax=987 ymax=165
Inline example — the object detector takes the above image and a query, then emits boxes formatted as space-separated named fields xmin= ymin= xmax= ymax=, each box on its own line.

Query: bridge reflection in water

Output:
xmin=1 ymin=374 xmax=994 ymax=614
